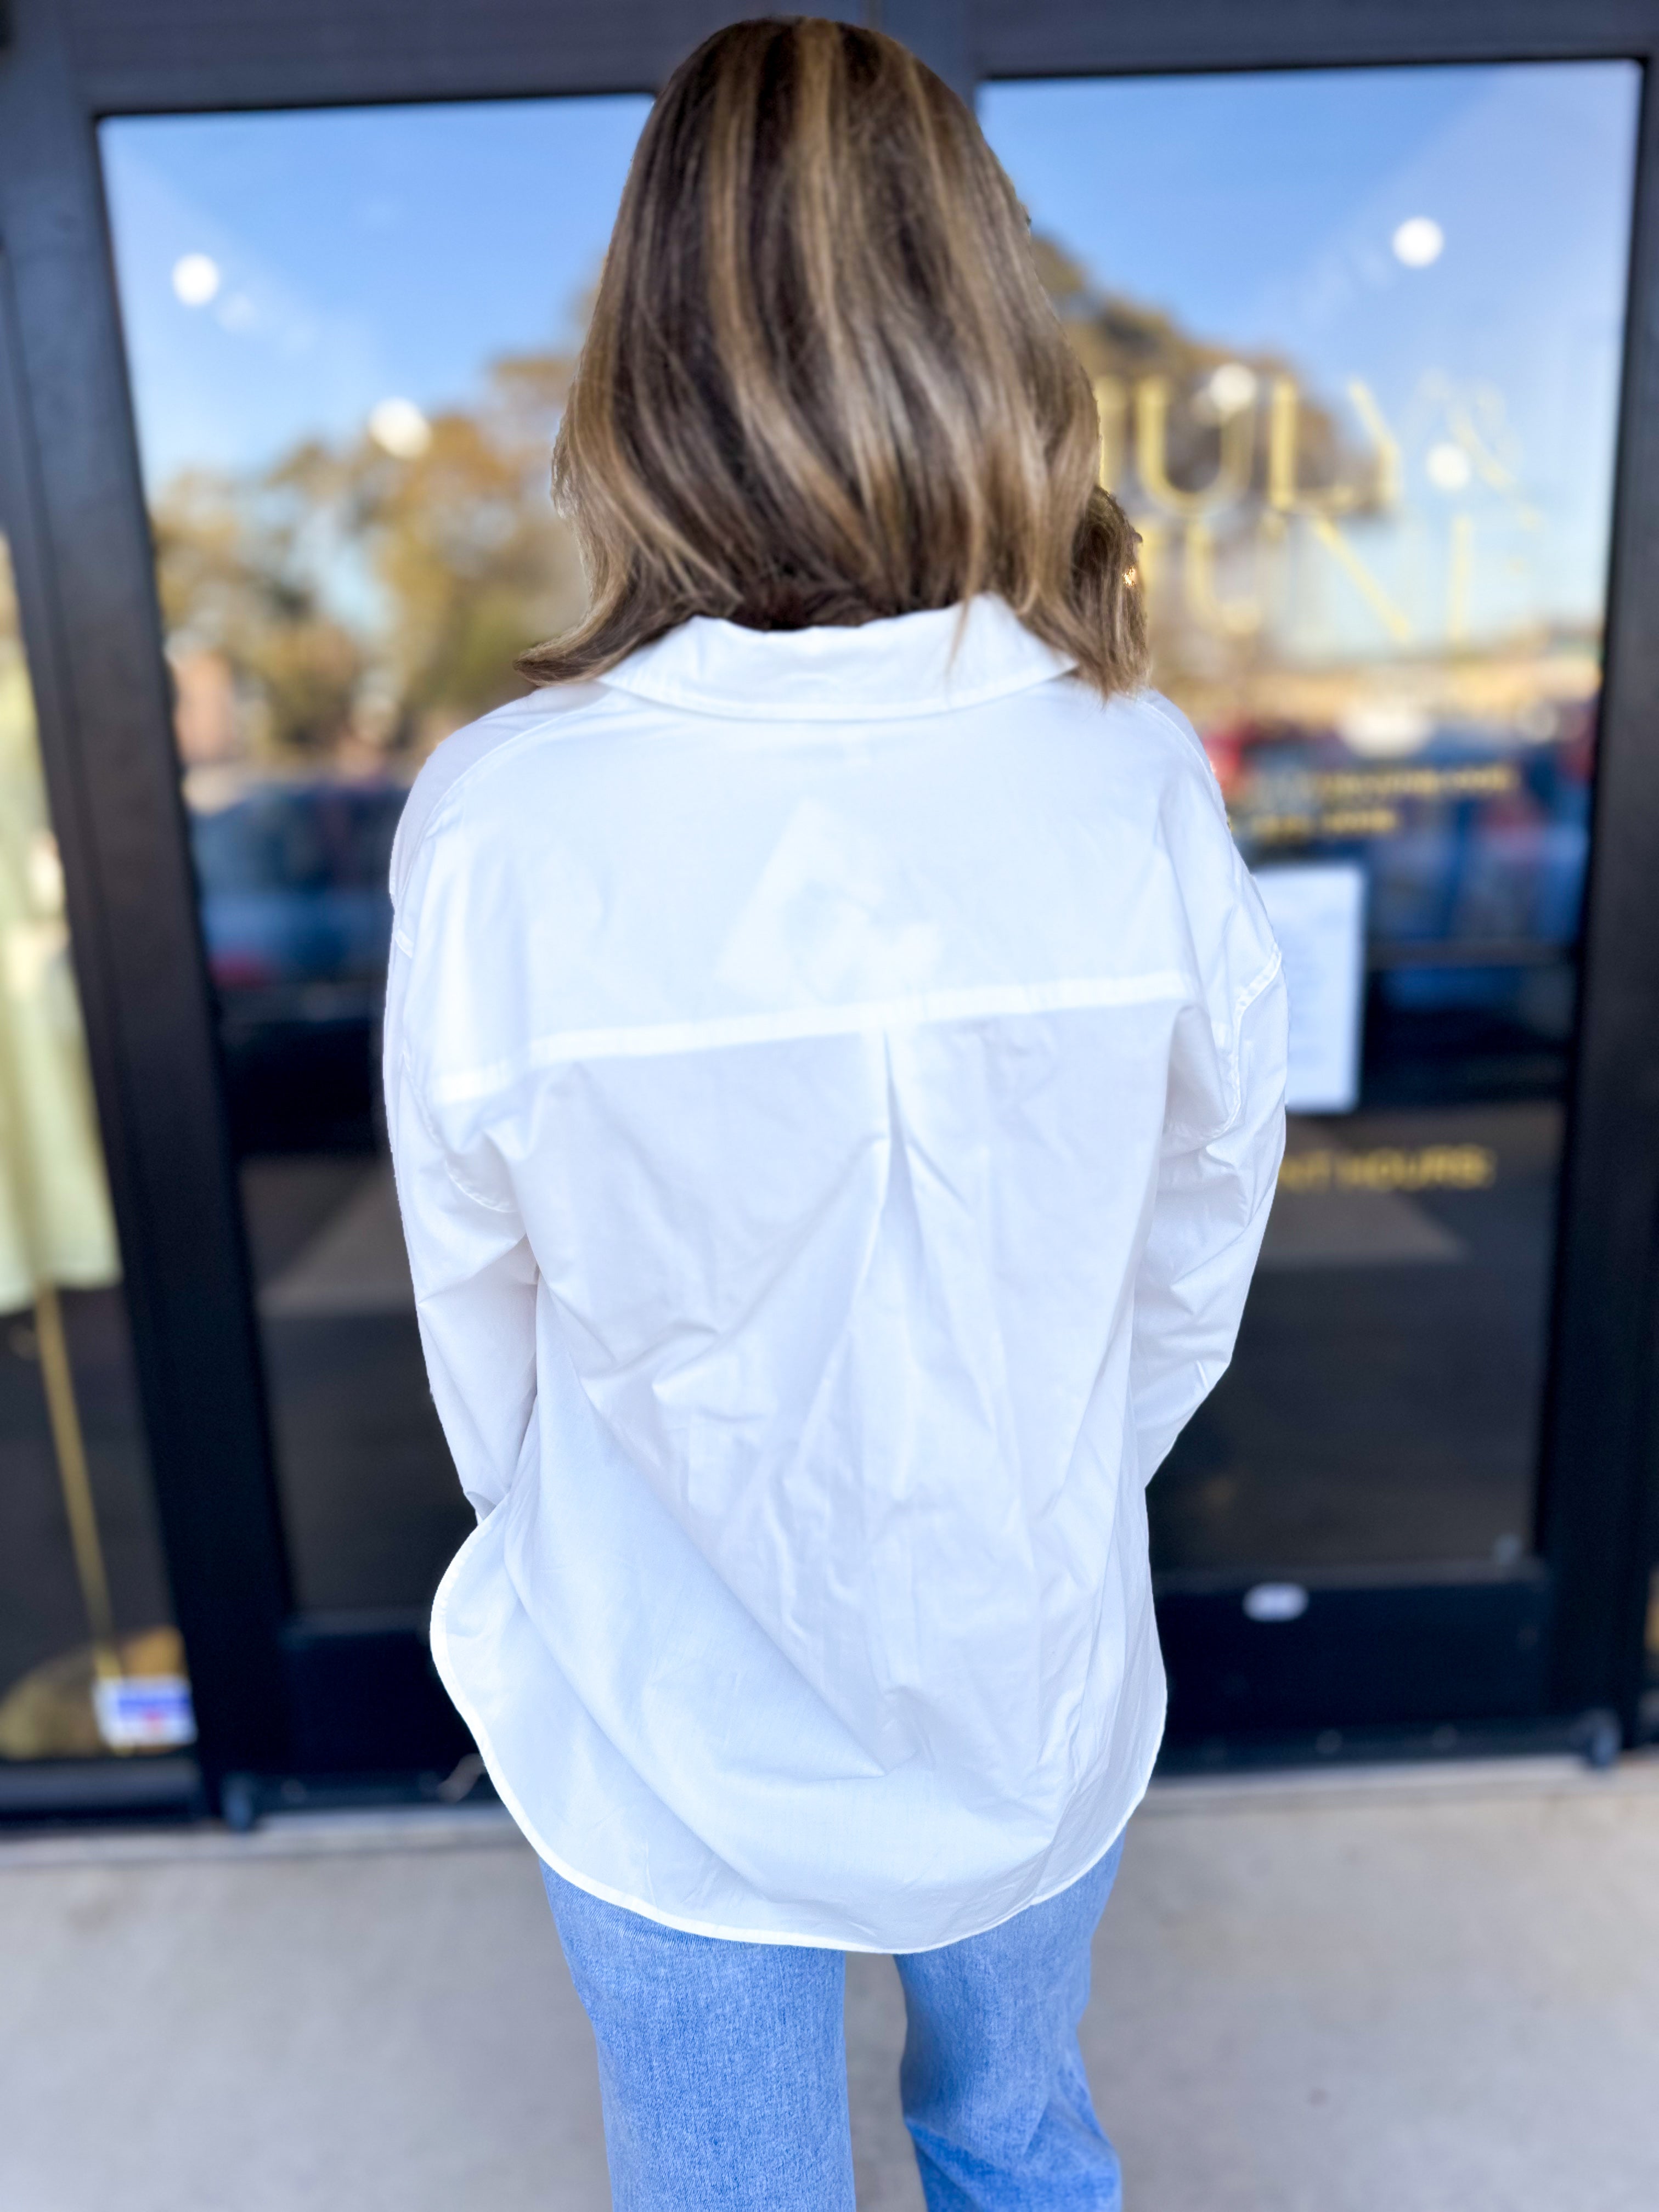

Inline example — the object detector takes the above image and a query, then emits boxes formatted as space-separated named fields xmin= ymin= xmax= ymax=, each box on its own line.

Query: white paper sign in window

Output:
xmin=1252 ymin=864 xmax=1367 ymax=1114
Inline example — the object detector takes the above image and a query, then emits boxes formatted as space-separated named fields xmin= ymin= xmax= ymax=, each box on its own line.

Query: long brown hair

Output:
xmin=517 ymin=16 xmax=1147 ymax=698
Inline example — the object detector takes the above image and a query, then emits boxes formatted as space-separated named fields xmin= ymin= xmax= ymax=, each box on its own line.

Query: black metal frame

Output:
xmin=0 ymin=0 xmax=1652 ymax=1815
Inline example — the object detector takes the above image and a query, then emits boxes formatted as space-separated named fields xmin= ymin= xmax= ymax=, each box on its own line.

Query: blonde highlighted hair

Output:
xmin=518 ymin=15 xmax=1147 ymax=698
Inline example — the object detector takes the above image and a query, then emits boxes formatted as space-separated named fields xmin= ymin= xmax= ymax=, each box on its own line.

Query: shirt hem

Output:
xmin=428 ymin=1527 xmax=1166 ymax=1954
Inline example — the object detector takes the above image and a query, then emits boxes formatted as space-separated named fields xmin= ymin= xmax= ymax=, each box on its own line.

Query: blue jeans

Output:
xmin=541 ymin=1838 xmax=1125 ymax=2211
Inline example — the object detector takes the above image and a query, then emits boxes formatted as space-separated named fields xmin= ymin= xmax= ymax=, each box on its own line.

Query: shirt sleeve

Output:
xmin=382 ymin=816 xmax=538 ymax=1523
xmin=1130 ymin=743 xmax=1289 ymax=1482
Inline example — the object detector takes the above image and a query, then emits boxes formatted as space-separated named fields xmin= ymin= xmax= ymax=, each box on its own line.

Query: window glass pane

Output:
xmin=982 ymin=62 xmax=1640 ymax=1573
xmin=0 ymin=532 xmax=187 ymax=1761
xmin=101 ymin=97 xmax=651 ymax=1613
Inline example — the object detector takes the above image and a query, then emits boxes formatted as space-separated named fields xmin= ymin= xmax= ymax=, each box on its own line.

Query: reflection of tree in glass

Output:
xmin=154 ymin=348 xmax=587 ymax=775
xmin=157 ymin=465 xmax=364 ymax=761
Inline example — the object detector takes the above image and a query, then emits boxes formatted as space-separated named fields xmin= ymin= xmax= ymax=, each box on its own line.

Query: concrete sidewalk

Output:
xmin=3 ymin=1757 xmax=1657 ymax=2211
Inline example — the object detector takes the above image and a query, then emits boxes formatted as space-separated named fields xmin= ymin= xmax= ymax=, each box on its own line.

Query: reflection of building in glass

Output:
xmin=1032 ymin=240 xmax=1602 ymax=1115
xmin=1035 ymin=234 xmax=1386 ymax=672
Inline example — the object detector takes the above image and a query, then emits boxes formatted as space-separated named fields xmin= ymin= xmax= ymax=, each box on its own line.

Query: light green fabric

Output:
xmin=0 ymin=635 xmax=120 ymax=1314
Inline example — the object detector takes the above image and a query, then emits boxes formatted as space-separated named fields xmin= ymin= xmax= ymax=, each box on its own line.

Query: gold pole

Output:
xmin=32 ymin=1279 xmax=122 ymax=1684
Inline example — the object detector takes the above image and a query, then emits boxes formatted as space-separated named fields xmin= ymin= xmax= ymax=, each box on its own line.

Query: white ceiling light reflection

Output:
xmin=367 ymin=397 xmax=432 ymax=458
xmin=171 ymin=252 xmax=222 ymax=306
xmin=1338 ymin=699 xmax=1434 ymax=758
xmin=1205 ymin=361 xmax=1259 ymax=416
xmin=1391 ymin=216 xmax=1444 ymax=268
xmin=1426 ymin=441 xmax=1473 ymax=492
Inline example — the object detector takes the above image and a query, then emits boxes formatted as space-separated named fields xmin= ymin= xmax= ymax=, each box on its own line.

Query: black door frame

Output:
xmin=0 ymin=0 xmax=1655 ymax=1816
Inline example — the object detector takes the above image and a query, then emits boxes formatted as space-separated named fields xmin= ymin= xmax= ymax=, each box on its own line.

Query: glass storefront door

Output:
xmin=49 ymin=33 xmax=1647 ymax=1783
xmin=981 ymin=61 xmax=1641 ymax=1739
xmin=99 ymin=97 xmax=650 ymax=1635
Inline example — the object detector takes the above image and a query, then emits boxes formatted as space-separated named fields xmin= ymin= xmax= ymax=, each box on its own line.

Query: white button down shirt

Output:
xmin=385 ymin=599 xmax=1286 ymax=1951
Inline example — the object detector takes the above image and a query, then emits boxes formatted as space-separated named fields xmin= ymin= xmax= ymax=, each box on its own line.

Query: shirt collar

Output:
xmin=600 ymin=597 xmax=1076 ymax=721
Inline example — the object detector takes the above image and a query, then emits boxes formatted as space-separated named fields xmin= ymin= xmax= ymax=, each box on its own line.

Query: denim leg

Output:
xmin=541 ymin=1864 xmax=856 ymax=2212
xmin=894 ymin=1839 xmax=1125 ymax=2212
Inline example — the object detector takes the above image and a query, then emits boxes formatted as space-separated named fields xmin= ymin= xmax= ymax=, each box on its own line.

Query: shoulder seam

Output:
xmin=1135 ymin=693 xmax=1228 ymax=811
xmin=393 ymin=691 xmax=611 ymax=909
xmin=392 ymin=783 xmax=468 ymax=918
xmin=1137 ymin=690 xmax=1214 ymax=758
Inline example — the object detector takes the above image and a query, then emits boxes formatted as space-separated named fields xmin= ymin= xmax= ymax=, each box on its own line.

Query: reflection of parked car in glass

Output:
xmin=188 ymin=780 xmax=410 ymax=1153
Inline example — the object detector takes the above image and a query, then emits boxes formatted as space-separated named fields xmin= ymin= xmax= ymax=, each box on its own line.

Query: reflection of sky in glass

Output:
xmin=981 ymin=63 xmax=1639 ymax=644
xmin=101 ymin=97 xmax=652 ymax=485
